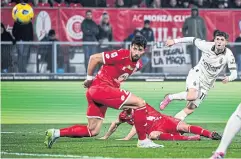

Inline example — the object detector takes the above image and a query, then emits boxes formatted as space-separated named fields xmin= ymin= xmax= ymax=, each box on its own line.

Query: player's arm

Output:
xmin=84 ymin=53 xmax=103 ymax=88
xmin=222 ymin=52 xmax=237 ymax=84
xmin=165 ymin=37 xmax=211 ymax=53
xmin=99 ymin=119 xmax=123 ymax=140
xmin=116 ymin=126 xmax=137 ymax=140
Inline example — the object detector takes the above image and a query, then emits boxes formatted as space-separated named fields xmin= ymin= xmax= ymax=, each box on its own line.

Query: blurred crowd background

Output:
xmin=1 ymin=0 xmax=241 ymax=8
xmin=1 ymin=0 xmax=241 ymax=75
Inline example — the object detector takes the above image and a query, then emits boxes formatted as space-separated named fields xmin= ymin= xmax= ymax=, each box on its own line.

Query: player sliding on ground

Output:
xmin=210 ymin=103 xmax=241 ymax=159
xmin=99 ymin=104 xmax=221 ymax=141
xmin=44 ymin=35 xmax=163 ymax=148
xmin=160 ymin=31 xmax=237 ymax=121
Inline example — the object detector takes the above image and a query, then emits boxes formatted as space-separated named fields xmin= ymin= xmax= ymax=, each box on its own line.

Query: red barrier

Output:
xmin=1 ymin=8 xmax=241 ymax=42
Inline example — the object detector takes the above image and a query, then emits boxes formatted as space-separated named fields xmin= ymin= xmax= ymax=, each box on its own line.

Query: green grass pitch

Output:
xmin=1 ymin=81 xmax=241 ymax=158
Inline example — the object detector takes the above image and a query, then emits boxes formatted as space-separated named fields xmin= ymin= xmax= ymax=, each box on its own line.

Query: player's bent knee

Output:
xmin=186 ymin=89 xmax=198 ymax=101
xmin=177 ymin=122 xmax=189 ymax=132
xmin=149 ymin=131 xmax=160 ymax=140
xmin=186 ymin=94 xmax=198 ymax=101
xmin=136 ymin=98 xmax=146 ymax=107
xmin=87 ymin=126 xmax=100 ymax=136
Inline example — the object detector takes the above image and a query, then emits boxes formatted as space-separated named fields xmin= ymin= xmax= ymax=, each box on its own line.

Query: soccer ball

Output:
xmin=12 ymin=3 xmax=34 ymax=24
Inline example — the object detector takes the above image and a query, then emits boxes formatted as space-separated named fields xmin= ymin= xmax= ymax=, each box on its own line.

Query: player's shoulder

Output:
xmin=194 ymin=39 xmax=213 ymax=47
xmin=117 ymin=49 xmax=129 ymax=53
xmin=225 ymin=47 xmax=234 ymax=56
xmin=116 ymin=49 xmax=130 ymax=57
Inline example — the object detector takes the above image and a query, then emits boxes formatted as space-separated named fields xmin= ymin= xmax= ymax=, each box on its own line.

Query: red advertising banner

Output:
xmin=1 ymin=8 xmax=241 ymax=42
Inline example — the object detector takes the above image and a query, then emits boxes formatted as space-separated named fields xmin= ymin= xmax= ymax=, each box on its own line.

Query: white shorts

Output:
xmin=186 ymin=68 xmax=208 ymax=107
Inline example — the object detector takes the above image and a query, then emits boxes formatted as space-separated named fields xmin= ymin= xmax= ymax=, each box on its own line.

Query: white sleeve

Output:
xmin=226 ymin=51 xmax=237 ymax=81
xmin=174 ymin=37 xmax=213 ymax=53
xmin=193 ymin=38 xmax=213 ymax=53
xmin=228 ymin=70 xmax=237 ymax=81
xmin=227 ymin=51 xmax=237 ymax=70
xmin=174 ymin=37 xmax=195 ymax=44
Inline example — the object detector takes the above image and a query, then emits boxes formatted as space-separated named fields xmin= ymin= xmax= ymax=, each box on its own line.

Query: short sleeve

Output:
xmin=102 ymin=49 xmax=129 ymax=65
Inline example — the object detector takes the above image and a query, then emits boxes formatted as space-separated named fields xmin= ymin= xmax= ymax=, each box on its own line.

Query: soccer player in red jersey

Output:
xmin=99 ymin=104 xmax=222 ymax=141
xmin=44 ymin=35 xmax=163 ymax=148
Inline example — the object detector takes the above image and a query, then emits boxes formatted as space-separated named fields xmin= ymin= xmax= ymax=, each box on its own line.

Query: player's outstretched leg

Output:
xmin=178 ymin=122 xmax=221 ymax=140
xmin=44 ymin=119 xmax=102 ymax=148
xmin=149 ymin=131 xmax=200 ymax=141
xmin=160 ymin=88 xmax=198 ymax=111
xmin=210 ymin=104 xmax=241 ymax=159
xmin=44 ymin=129 xmax=59 ymax=149
xmin=159 ymin=94 xmax=172 ymax=110
xmin=44 ymin=125 xmax=92 ymax=148
xmin=188 ymin=125 xmax=221 ymax=140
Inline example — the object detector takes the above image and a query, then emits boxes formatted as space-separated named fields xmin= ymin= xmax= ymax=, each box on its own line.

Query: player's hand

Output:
xmin=116 ymin=138 xmax=129 ymax=141
xmin=165 ymin=39 xmax=175 ymax=47
xmin=83 ymin=79 xmax=93 ymax=88
xmin=222 ymin=76 xmax=229 ymax=84
xmin=98 ymin=137 xmax=108 ymax=140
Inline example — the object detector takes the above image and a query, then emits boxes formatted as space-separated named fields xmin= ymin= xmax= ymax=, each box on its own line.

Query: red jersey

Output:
xmin=93 ymin=49 xmax=142 ymax=88
xmin=118 ymin=105 xmax=164 ymax=128
xmin=118 ymin=106 xmax=181 ymax=135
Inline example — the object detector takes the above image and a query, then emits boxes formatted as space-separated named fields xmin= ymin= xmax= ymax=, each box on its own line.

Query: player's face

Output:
xmin=130 ymin=44 xmax=145 ymax=62
xmin=214 ymin=36 xmax=227 ymax=52
xmin=86 ymin=12 xmax=92 ymax=20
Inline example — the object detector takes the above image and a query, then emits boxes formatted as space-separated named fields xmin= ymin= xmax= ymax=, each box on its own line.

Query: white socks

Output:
xmin=216 ymin=104 xmax=241 ymax=153
xmin=169 ymin=92 xmax=187 ymax=100
xmin=54 ymin=129 xmax=60 ymax=138
xmin=174 ymin=110 xmax=188 ymax=121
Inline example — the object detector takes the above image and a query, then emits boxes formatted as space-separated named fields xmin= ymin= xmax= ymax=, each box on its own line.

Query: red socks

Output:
xmin=159 ymin=133 xmax=198 ymax=141
xmin=60 ymin=125 xmax=92 ymax=137
xmin=189 ymin=125 xmax=212 ymax=138
xmin=133 ymin=106 xmax=147 ymax=140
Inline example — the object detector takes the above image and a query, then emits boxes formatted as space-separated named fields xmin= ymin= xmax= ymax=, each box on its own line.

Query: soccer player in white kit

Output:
xmin=159 ymin=31 xmax=237 ymax=121
xmin=210 ymin=103 xmax=241 ymax=159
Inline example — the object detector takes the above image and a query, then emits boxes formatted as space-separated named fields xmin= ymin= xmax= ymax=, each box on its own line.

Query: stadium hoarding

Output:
xmin=1 ymin=8 xmax=241 ymax=42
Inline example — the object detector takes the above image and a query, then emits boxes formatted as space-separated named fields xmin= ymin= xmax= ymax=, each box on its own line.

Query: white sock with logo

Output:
xmin=169 ymin=92 xmax=187 ymax=100
xmin=54 ymin=129 xmax=60 ymax=138
xmin=174 ymin=110 xmax=188 ymax=121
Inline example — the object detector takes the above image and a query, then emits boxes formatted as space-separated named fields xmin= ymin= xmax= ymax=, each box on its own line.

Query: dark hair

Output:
xmin=86 ymin=10 xmax=92 ymax=14
xmin=144 ymin=20 xmax=150 ymax=24
xmin=213 ymin=29 xmax=220 ymax=37
xmin=131 ymin=35 xmax=147 ymax=49
xmin=48 ymin=29 xmax=55 ymax=36
xmin=215 ymin=31 xmax=229 ymax=40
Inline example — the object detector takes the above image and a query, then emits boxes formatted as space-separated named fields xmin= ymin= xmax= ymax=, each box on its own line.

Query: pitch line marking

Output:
xmin=1 ymin=151 xmax=87 ymax=158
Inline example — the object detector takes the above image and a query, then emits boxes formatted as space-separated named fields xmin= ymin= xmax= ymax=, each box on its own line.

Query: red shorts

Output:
xmin=86 ymin=84 xmax=131 ymax=119
xmin=148 ymin=115 xmax=181 ymax=135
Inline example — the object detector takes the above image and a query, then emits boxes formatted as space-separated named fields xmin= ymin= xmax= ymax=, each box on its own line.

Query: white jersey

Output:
xmin=193 ymin=38 xmax=237 ymax=90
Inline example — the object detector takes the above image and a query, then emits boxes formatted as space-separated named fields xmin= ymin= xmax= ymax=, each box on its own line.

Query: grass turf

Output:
xmin=1 ymin=81 xmax=241 ymax=158
xmin=1 ymin=123 xmax=241 ymax=158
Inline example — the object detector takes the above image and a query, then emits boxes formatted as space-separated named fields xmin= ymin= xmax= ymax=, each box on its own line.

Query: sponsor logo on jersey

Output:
xmin=230 ymin=58 xmax=235 ymax=64
xmin=193 ymin=81 xmax=197 ymax=86
xmin=219 ymin=58 xmax=223 ymax=64
xmin=203 ymin=60 xmax=222 ymax=72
